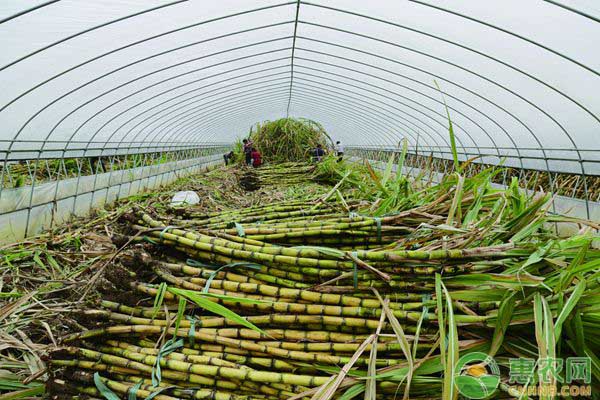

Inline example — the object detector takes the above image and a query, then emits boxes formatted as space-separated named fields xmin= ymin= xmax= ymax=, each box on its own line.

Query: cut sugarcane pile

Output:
xmin=47 ymin=165 xmax=600 ymax=399
xmin=237 ymin=163 xmax=318 ymax=192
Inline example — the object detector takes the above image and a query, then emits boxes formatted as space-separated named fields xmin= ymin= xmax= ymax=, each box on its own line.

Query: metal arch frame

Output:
xmin=0 ymin=11 xmax=298 ymax=189
xmin=194 ymin=101 xmax=379 ymax=147
xmin=84 ymin=72 xmax=293 ymax=154
xmin=48 ymin=43 xmax=294 ymax=153
xmin=158 ymin=81 xmax=426 ymax=150
xmin=279 ymin=83 xmax=440 ymax=148
xmin=288 ymin=91 xmax=443 ymax=149
xmin=408 ymin=0 xmax=599 ymax=77
xmin=99 ymin=57 xmax=446 ymax=152
xmin=284 ymin=95 xmax=416 ymax=147
xmin=0 ymin=0 xmax=189 ymax=72
xmin=111 ymin=70 xmax=291 ymax=147
xmin=292 ymin=54 xmax=524 ymax=169
xmin=136 ymin=89 xmax=292 ymax=144
xmin=541 ymin=0 xmax=600 ymax=22
xmin=138 ymin=83 xmax=294 ymax=147
xmin=296 ymin=12 xmax=593 ymax=213
xmin=290 ymin=72 xmax=477 ymax=154
xmin=91 ymin=95 xmax=290 ymax=215
xmin=0 ymin=2 xmax=295 ymax=115
xmin=0 ymin=3 xmax=560 ymax=159
xmin=181 ymin=94 xmax=404 ymax=151
xmin=195 ymin=98 xmax=387 ymax=149
xmin=294 ymin=32 xmax=559 ymax=213
xmin=123 ymin=76 xmax=294 ymax=146
xmin=295 ymin=42 xmax=546 ymax=168
xmin=0 ymin=0 xmax=60 ymax=25
xmin=0 ymin=12 xmax=548 ymax=162
xmin=41 ymin=32 xmax=454 ymax=155
xmin=405 ymin=0 xmax=595 ymax=211
xmin=8 ymin=21 xmax=295 ymax=147
xmin=160 ymin=86 xmax=402 ymax=149
xmin=0 ymin=13 xmax=297 ymax=202
xmin=300 ymin=21 xmax=568 ymax=159
xmin=286 ymin=0 xmax=301 ymax=117
xmin=75 ymin=85 xmax=289 ymax=160
xmin=137 ymin=72 xmax=440 ymax=151
xmin=74 ymin=46 xmax=454 ymax=152
xmin=179 ymin=87 xmax=421 ymax=150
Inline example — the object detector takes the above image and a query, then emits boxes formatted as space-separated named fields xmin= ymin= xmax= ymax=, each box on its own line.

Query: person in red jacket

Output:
xmin=250 ymin=147 xmax=262 ymax=167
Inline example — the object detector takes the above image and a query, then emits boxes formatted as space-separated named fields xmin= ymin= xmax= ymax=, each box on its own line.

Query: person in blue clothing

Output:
xmin=312 ymin=143 xmax=325 ymax=162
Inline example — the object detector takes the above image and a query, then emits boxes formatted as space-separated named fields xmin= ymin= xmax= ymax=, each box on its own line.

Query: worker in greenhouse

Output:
xmin=335 ymin=140 xmax=344 ymax=161
xmin=312 ymin=143 xmax=325 ymax=162
xmin=250 ymin=147 xmax=262 ymax=167
xmin=242 ymin=138 xmax=253 ymax=166
xmin=223 ymin=151 xmax=234 ymax=165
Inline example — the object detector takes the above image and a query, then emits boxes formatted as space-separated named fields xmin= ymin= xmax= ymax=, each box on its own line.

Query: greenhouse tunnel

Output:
xmin=0 ymin=1 xmax=599 ymax=399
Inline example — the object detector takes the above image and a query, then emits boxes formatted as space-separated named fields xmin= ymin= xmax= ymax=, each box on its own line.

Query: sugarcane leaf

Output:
xmin=533 ymin=293 xmax=556 ymax=400
xmin=151 ymin=282 xmax=167 ymax=320
xmin=557 ymin=238 xmax=591 ymax=291
xmin=381 ymin=150 xmax=395 ymax=187
xmin=339 ymin=384 xmax=365 ymax=400
xmin=489 ymin=291 xmax=516 ymax=357
xmin=443 ymin=273 xmax=543 ymax=288
xmin=167 ymin=287 xmax=267 ymax=335
xmin=312 ymin=334 xmax=376 ymax=400
xmin=412 ymin=295 xmax=429 ymax=360
xmin=396 ymin=138 xmax=408 ymax=180
xmin=172 ymin=297 xmax=186 ymax=340
xmin=435 ymin=274 xmax=446 ymax=368
xmin=365 ymin=301 xmax=387 ymax=400
xmin=522 ymin=240 xmax=555 ymax=269
xmin=446 ymin=174 xmax=464 ymax=226
xmin=144 ymin=386 xmax=175 ymax=400
xmin=93 ymin=373 xmax=120 ymax=400
xmin=554 ymin=279 xmax=586 ymax=340
xmin=363 ymin=159 xmax=387 ymax=195
xmin=441 ymin=280 xmax=459 ymax=400
xmin=435 ymin=80 xmax=459 ymax=173
xmin=373 ymin=291 xmax=413 ymax=400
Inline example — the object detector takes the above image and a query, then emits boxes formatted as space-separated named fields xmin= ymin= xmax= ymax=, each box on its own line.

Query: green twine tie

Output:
xmin=128 ymin=380 xmax=143 ymax=400
xmin=234 ymin=222 xmax=245 ymax=237
xmin=151 ymin=338 xmax=184 ymax=387
xmin=374 ymin=217 xmax=382 ymax=243
xmin=186 ymin=316 xmax=197 ymax=346
xmin=203 ymin=262 xmax=262 ymax=293
xmin=159 ymin=226 xmax=176 ymax=239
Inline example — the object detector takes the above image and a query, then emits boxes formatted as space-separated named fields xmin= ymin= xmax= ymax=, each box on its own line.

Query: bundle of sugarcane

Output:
xmin=254 ymin=163 xmax=318 ymax=186
xmin=50 ymin=230 xmax=599 ymax=399
xmin=49 ymin=167 xmax=599 ymax=399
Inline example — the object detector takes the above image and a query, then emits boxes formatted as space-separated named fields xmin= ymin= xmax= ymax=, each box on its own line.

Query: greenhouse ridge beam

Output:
xmin=0 ymin=0 xmax=59 ymax=25
xmin=286 ymin=0 xmax=301 ymax=118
